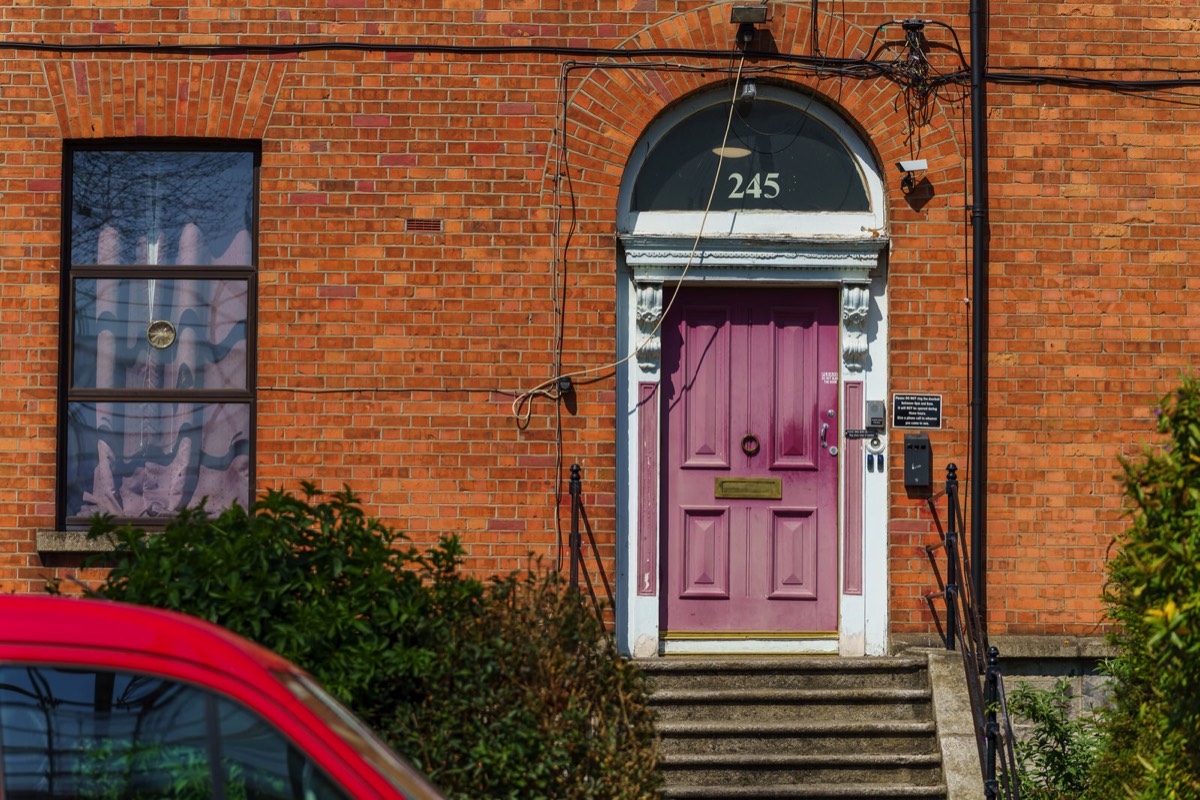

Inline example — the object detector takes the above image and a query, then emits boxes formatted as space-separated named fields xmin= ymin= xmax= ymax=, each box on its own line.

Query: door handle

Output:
xmin=820 ymin=423 xmax=829 ymax=449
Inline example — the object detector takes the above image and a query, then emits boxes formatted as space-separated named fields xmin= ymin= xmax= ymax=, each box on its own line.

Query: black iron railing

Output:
xmin=924 ymin=463 xmax=1021 ymax=800
xmin=564 ymin=464 xmax=614 ymax=622
xmin=569 ymin=463 xmax=582 ymax=591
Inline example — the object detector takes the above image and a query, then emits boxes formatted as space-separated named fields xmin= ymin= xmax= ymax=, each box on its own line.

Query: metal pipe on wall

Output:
xmin=969 ymin=0 xmax=990 ymax=633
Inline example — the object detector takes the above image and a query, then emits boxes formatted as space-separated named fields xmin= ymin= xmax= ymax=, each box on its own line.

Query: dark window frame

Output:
xmin=57 ymin=139 xmax=259 ymax=530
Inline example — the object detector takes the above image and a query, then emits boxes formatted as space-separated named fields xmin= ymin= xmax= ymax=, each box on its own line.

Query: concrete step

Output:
xmin=641 ymin=656 xmax=930 ymax=692
xmin=663 ymin=783 xmax=948 ymax=799
xmin=646 ymin=656 xmax=946 ymax=799
xmin=656 ymin=719 xmax=940 ymax=757
xmin=651 ymin=687 xmax=933 ymax=723
xmin=659 ymin=751 xmax=944 ymax=786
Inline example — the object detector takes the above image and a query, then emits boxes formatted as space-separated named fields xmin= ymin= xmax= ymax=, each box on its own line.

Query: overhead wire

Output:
xmin=511 ymin=53 xmax=749 ymax=428
xmin=536 ymin=49 xmax=748 ymax=569
xmin=548 ymin=59 xmax=579 ymax=571
xmin=47 ymin=26 xmax=1200 ymax=415
xmin=536 ymin=50 xmax=749 ymax=571
xmin=23 ymin=25 xmax=1200 ymax=579
xmin=249 ymin=52 xmax=937 ymax=409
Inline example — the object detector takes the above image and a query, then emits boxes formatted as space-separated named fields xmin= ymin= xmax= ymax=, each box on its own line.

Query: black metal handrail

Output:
xmin=564 ymin=464 xmax=615 ymax=623
xmin=924 ymin=464 xmax=1021 ymax=800
xmin=569 ymin=463 xmax=582 ymax=591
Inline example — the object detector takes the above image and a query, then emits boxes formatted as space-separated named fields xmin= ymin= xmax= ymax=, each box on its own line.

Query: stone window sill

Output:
xmin=36 ymin=531 xmax=119 ymax=554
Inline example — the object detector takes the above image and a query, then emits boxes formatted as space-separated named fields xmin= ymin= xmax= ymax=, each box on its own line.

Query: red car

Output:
xmin=0 ymin=595 xmax=445 ymax=800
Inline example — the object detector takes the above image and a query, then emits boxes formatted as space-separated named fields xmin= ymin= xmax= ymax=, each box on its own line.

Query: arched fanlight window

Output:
xmin=632 ymin=96 xmax=870 ymax=213
xmin=619 ymin=85 xmax=884 ymax=240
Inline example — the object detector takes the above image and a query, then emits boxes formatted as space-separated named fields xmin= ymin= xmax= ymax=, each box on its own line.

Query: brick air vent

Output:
xmin=406 ymin=218 xmax=444 ymax=233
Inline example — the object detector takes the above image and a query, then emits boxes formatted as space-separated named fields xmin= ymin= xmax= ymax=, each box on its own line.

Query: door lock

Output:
xmin=822 ymin=408 xmax=838 ymax=455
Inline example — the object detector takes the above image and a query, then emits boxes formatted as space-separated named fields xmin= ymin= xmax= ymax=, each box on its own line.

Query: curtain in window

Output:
xmin=65 ymin=149 xmax=255 ymax=522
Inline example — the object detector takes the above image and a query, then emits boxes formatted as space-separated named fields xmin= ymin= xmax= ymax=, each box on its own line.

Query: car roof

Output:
xmin=0 ymin=594 xmax=294 ymax=675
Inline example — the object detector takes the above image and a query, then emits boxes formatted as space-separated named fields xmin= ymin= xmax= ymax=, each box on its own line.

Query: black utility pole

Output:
xmin=969 ymin=0 xmax=990 ymax=631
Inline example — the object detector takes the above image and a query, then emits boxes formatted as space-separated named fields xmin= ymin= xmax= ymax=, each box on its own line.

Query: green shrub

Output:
xmin=55 ymin=484 xmax=479 ymax=711
xmin=1007 ymin=678 xmax=1101 ymax=800
xmin=1090 ymin=378 xmax=1200 ymax=798
xmin=57 ymin=485 xmax=661 ymax=800
xmin=388 ymin=568 xmax=660 ymax=800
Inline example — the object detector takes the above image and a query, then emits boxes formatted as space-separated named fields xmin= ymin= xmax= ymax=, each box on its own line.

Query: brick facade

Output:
xmin=2 ymin=0 xmax=1196 ymax=649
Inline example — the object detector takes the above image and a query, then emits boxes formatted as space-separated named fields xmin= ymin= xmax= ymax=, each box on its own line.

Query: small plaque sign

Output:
xmin=715 ymin=477 xmax=783 ymax=500
xmin=892 ymin=394 xmax=943 ymax=430
xmin=844 ymin=429 xmax=878 ymax=440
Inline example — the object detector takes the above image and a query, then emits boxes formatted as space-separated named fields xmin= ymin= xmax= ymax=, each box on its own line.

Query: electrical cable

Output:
xmin=537 ymin=50 xmax=751 ymax=570
xmin=70 ymin=26 xmax=1200 ymax=420
xmin=548 ymin=59 xmax=579 ymax=571
xmin=510 ymin=53 xmax=749 ymax=427
xmin=34 ymin=23 xmax=1200 ymax=583
xmin=534 ymin=52 xmax=747 ymax=570
xmin=811 ymin=0 xmax=823 ymax=58
xmin=987 ymin=69 xmax=1200 ymax=91
xmin=249 ymin=55 xmax=922 ymax=408
xmin=0 ymin=37 xmax=868 ymax=69
xmin=9 ymin=34 xmax=1200 ymax=95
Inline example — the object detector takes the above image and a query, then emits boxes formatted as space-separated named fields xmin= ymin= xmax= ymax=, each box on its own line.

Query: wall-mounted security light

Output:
xmin=730 ymin=4 xmax=769 ymax=24
xmin=730 ymin=4 xmax=770 ymax=48
xmin=896 ymin=159 xmax=928 ymax=194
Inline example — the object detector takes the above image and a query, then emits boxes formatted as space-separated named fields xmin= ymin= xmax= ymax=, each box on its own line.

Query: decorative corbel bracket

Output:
xmin=635 ymin=282 xmax=664 ymax=371
xmin=842 ymin=284 xmax=871 ymax=372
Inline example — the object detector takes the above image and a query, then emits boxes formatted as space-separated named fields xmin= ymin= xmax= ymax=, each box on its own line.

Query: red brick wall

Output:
xmin=976 ymin=1 xmax=1200 ymax=637
xmin=2 ymin=0 xmax=1196 ymax=641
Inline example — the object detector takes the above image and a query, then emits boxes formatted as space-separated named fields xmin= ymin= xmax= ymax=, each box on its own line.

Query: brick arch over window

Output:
xmin=42 ymin=61 xmax=286 ymax=139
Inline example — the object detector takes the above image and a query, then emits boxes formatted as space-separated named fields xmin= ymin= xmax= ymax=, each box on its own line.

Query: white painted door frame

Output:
xmin=612 ymin=86 xmax=891 ymax=657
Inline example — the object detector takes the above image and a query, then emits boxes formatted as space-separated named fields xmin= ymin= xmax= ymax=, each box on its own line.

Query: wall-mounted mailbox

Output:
xmin=903 ymin=433 xmax=932 ymax=488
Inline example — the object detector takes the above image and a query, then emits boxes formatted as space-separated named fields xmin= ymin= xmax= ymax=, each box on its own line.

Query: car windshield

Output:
xmin=0 ymin=664 xmax=353 ymax=800
xmin=273 ymin=670 xmax=444 ymax=800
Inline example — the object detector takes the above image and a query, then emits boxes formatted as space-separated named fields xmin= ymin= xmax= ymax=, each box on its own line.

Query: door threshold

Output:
xmin=660 ymin=637 xmax=839 ymax=656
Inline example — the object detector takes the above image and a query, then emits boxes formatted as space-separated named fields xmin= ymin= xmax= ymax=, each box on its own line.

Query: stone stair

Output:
xmin=641 ymin=656 xmax=947 ymax=799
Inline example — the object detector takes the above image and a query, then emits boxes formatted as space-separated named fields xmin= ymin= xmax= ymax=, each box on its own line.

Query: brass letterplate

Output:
xmin=714 ymin=477 xmax=782 ymax=500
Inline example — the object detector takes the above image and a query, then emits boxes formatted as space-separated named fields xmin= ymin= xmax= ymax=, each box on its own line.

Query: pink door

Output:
xmin=661 ymin=286 xmax=840 ymax=635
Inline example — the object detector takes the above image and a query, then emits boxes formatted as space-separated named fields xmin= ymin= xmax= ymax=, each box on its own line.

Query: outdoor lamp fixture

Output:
xmin=897 ymin=158 xmax=928 ymax=194
xmin=730 ymin=3 xmax=769 ymax=48
xmin=711 ymin=79 xmax=757 ymax=159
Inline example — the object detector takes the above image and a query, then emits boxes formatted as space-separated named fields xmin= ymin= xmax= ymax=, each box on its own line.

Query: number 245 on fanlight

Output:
xmin=727 ymin=172 xmax=781 ymax=199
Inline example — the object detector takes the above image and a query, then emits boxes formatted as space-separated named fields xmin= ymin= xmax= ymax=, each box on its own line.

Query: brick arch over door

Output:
xmin=545 ymin=5 xmax=973 ymax=655
xmin=541 ymin=2 xmax=966 ymax=217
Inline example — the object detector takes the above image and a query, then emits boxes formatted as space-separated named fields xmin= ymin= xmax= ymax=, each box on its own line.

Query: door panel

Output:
xmin=661 ymin=286 xmax=839 ymax=635
xmin=680 ymin=507 xmax=730 ymax=598
xmin=772 ymin=308 xmax=820 ymax=469
xmin=769 ymin=509 xmax=819 ymax=600
xmin=681 ymin=307 xmax=730 ymax=469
